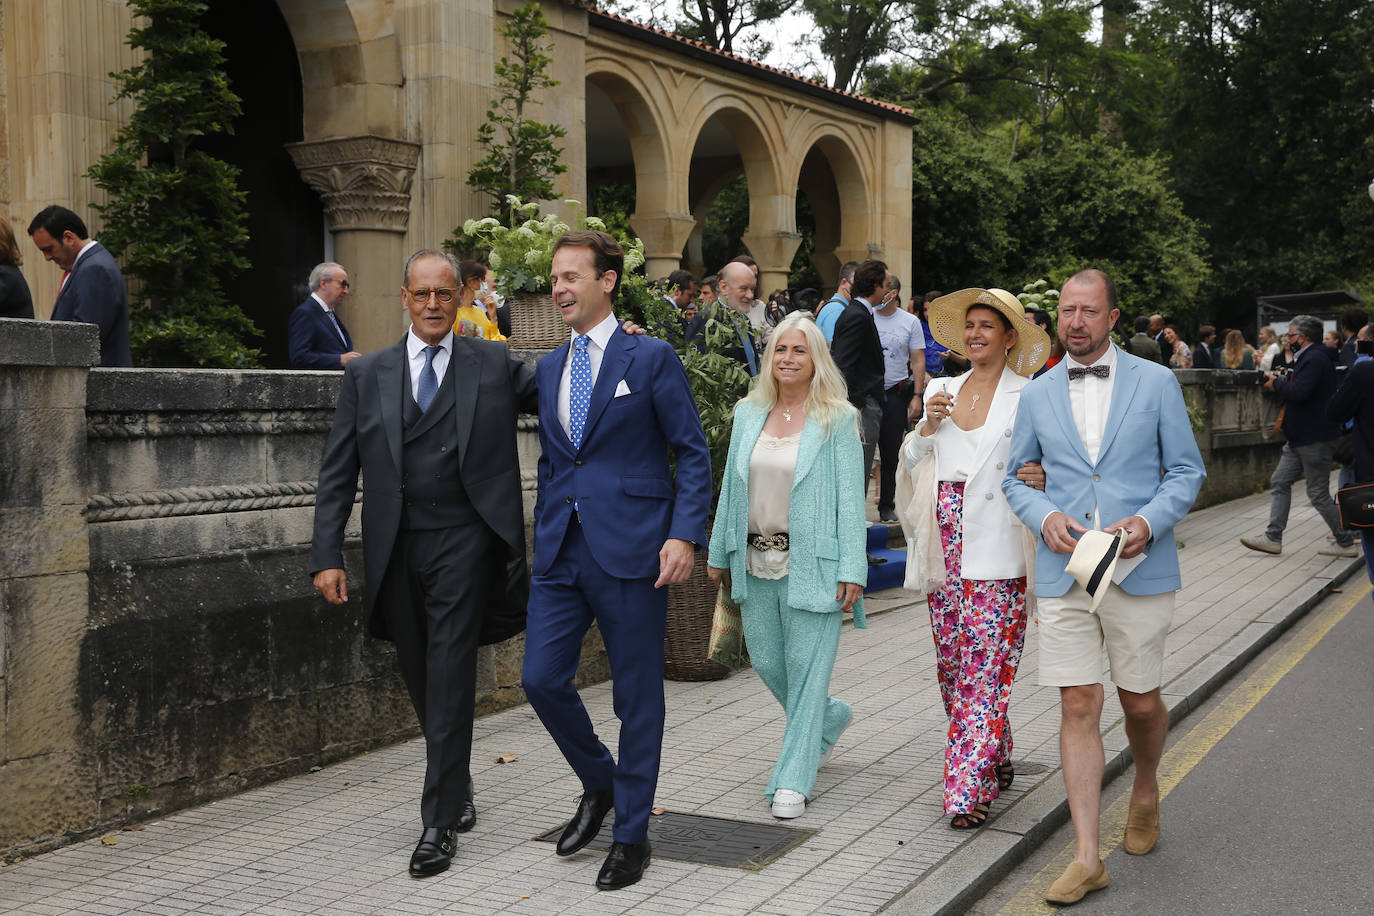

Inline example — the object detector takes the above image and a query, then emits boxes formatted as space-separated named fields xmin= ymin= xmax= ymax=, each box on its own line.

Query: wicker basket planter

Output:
xmin=506 ymin=292 xmax=567 ymax=350
xmin=664 ymin=548 xmax=730 ymax=682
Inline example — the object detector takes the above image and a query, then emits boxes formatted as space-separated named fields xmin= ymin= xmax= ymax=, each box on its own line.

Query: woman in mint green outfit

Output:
xmin=708 ymin=312 xmax=868 ymax=820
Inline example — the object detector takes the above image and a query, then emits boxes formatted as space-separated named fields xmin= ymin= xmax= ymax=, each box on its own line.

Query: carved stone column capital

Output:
xmin=286 ymin=135 xmax=422 ymax=233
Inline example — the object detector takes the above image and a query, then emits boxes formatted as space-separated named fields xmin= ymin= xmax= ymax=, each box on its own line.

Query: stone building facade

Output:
xmin=1 ymin=0 xmax=914 ymax=362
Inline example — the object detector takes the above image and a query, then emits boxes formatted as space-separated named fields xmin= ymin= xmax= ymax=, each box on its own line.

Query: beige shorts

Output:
xmin=1037 ymin=583 xmax=1175 ymax=693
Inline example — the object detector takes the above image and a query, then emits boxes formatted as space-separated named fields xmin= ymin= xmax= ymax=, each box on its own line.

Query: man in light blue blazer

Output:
xmin=1002 ymin=269 xmax=1204 ymax=905
xmin=523 ymin=230 xmax=711 ymax=892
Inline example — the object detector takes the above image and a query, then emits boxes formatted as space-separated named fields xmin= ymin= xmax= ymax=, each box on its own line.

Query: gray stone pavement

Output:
xmin=0 ymin=482 xmax=1361 ymax=916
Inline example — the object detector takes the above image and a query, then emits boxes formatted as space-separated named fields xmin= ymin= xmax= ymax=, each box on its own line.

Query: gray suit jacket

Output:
xmin=310 ymin=334 xmax=539 ymax=644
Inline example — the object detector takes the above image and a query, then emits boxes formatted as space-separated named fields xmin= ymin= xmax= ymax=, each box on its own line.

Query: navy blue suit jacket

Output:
xmin=52 ymin=241 xmax=130 ymax=367
xmin=1273 ymin=343 xmax=1340 ymax=446
xmin=533 ymin=327 xmax=711 ymax=579
xmin=288 ymin=298 xmax=354 ymax=368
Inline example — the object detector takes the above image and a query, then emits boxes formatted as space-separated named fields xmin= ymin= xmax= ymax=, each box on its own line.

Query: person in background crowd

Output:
xmin=0 ymin=216 xmax=34 ymax=319
xmin=1003 ymin=269 xmax=1205 ymax=906
xmin=903 ymin=288 xmax=1049 ymax=831
xmin=1220 ymin=329 xmax=1254 ymax=369
xmin=1258 ymin=326 xmax=1281 ymax=371
xmin=1324 ymin=329 xmax=1342 ymax=351
xmin=1148 ymin=313 xmax=1169 ymax=365
xmin=1162 ymin=325 xmax=1191 ymax=369
xmin=28 ymin=205 xmax=131 ymax=367
xmin=792 ymin=288 xmax=821 ymax=317
xmin=1338 ymin=307 xmax=1368 ymax=369
xmin=831 ymin=260 xmax=890 ymax=562
xmin=697 ymin=275 xmax=717 ymax=306
xmin=1327 ymin=335 xmax=1374 ymax=585
xmin=918 ymin=291 xmax=949 ymax=379
xmin=1191 ymin=326 xmax=1216 ymax=369
xmin=765 ymin=289 xmax=791 ymax=326
xmin=872 ymin=276 xmax=926 ymax=523
xmin=708 ymin=312 xmax=866 ymax=821
xmin=686 ymin=261 xmax=761 ymax=380
xmin=1128 ymin=315 xmax=1163 ymax=365
xmin=659 ymin=269 xmax=698 ymax=314
xmin=453 ymin=261 xmax=506 ymax=341
xmin=289 ymin=261 xmax=361 ymax=368
xmin=1241 ymin=314 xmax=1357 ymax=559
xmin=816 ymin=261 xmax=860 ymax=344
xmin=1024 ymin=308 xmax=1055 ymax=379
xmin=730 ymin=254 xmax=770 ymax=331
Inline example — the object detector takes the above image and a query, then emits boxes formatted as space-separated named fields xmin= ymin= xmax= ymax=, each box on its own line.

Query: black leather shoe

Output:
xmin=456 ymin=782 xmax=477 ymax=833
xmin=409 ymin=827 xmax=457 ymax=878
xmin=867 ymin=553 xmax=888 ymax=566
xmin=596 ymin=840 xmax=651 ymax=890
xmin=555 ymin=789 xmax=614 ymax=857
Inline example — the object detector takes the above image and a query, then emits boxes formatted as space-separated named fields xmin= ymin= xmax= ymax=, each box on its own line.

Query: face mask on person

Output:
xmin=1289 ymin=337 xmax=1303 ymax=353
xmin=479 ymin=281 xmax=490 ymax=296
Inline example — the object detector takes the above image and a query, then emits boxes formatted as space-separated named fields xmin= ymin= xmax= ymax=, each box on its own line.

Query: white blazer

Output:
xmin=905 ymin=366 xmax=1029 ymax=580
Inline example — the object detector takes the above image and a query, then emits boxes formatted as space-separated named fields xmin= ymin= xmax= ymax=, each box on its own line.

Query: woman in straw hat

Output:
xmin=897 ymin=288 xmax=1049 ymax=829
xmin=708 ymin=312 xmax=867 ymax=820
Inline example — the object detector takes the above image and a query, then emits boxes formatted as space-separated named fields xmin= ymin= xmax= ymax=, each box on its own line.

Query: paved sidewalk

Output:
xmin=0 ymin=485 xmax=1361 ymax=916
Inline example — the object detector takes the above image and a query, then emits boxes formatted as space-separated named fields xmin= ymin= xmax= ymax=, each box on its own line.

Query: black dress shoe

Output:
xmin=867 ymin=553 xmax=888 ymax=566
xmin=456 ymin=795 xmax=477 ymax=833
xmin=409 ymin=827 xmax=457 ymax=878
xmin=556 ymin=789 xmax=614 ymax=857
xmin=596 ymin=840 xmax=651 ymax=890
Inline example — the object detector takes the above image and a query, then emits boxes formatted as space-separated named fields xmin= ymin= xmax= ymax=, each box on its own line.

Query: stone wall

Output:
xmin=0 ymin=320 xmax=605 ymax=858
xmin=0 ymin=320 xmax=1289 ymax=857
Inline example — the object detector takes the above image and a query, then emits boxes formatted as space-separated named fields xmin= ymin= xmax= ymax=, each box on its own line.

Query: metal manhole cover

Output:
xmin=535 ymin=811 xmax=815 ymax=869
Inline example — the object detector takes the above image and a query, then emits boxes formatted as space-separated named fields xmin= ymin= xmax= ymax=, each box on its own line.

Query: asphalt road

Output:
xmin=968 ymin=579 xmax=1374 ymax=915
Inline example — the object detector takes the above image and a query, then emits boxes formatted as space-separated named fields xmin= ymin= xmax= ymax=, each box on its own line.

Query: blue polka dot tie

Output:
xmin=569 ymin=334 xmax=592 ymax=448
xmin=416 ymin=345 xmax=441 ymax=412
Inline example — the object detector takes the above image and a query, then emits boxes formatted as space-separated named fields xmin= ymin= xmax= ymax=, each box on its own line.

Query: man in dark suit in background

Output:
xmin=28 ymin=205 xmax=131 ymax=367
xmin=1128 ymin=315 xmax=1163 ymax=365
xmin=310 ymin=250 xmax=538 ymax=878
xmin=1241 ymin=313 xmax=1357 ymax=558
xmin=523 ymin=230 xmax=711 ymax=891
xmin=685 ymin=260 xmax=759 ymax=379
xmin=289 ymin=261 xmax=362 ymax=368
xmin=832 ymin=259 xmax=889 ymax=561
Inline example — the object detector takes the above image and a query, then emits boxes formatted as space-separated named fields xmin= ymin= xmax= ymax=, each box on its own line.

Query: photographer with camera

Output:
xmin=1240 ymin=314 xmax=1358 ymax=558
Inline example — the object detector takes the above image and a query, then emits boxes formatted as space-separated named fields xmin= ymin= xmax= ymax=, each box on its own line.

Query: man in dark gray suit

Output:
xmin=28 ymin=205 xmax=131 ymax=367
xmin=310 ymin=250 xmax=538 ymax=878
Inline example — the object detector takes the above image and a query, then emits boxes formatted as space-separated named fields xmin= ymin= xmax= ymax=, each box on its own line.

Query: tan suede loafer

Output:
xmin=1044 ymin=860 xmax=1109 ymax=905
xmin=1124 ymin=788 xmax=1161 ymax=855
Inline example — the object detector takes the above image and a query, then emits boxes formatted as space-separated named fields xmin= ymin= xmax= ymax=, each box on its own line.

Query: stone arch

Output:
xmin=584 ymin=62 xmax=692 ymax=279
xmin=791 ymin=124 xmax=874 ymax=287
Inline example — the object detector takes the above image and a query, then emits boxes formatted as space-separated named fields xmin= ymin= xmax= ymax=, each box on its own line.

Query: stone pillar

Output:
xmin=632 ymin=212 xmax=696 ymax=282
xmin=287 ymin=136 xmax=422 ymax=354
xmin=741 ymin=229 xmax=802 ymax=300
xmin=0 ymin=317 xmax=99 ymax=852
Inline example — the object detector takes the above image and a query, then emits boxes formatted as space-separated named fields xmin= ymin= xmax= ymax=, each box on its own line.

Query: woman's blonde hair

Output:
xmin=1222 ymin=328 xmax=1249 ymax=368
xmin=744 ymin=312 xmax=856 ymax=438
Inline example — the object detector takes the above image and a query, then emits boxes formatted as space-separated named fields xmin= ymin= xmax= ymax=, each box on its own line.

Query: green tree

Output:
xmin=674 ymin=0 xmax=799 ymax=56
xmin=87 ymin=0 xmax=260 ymax=368
xmin=467 ymin=1 xmax=568 ymax=225
xmin=1149 ymin=0 xmax=1374 ymax=327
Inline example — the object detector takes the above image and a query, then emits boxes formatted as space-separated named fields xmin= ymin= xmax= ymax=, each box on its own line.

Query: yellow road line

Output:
xmin=997 ymin=580 xmax=1371 ymax=915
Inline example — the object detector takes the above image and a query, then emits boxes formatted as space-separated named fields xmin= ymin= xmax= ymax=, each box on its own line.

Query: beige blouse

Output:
xmin=747 ymin=431 xmax=801 ymax=579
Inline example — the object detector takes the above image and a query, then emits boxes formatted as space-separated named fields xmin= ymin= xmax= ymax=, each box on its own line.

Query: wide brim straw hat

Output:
xmin=928 ymin=287 xmax=1052 ymax=377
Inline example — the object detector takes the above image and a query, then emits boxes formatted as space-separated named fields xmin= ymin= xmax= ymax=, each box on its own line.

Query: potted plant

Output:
xmin=449 ymin=196 xmax=646 ymax=349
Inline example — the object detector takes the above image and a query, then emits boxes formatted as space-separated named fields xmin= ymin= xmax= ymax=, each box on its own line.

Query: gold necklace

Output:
xmin=780 ymin=401 xmax=804 ymax=422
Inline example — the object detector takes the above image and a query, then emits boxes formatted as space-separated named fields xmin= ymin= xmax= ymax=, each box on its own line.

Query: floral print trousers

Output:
xmin=927 ymin=481 xmax=1028 ymax=814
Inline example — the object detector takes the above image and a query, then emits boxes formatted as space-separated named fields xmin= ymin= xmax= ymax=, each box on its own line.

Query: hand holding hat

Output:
xmin=1066 ymin=529 xmax=1127 ymax=613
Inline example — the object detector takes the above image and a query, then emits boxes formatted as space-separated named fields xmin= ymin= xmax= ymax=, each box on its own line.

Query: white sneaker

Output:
xmin=1319 ymin=544 xmax=1360 ymax=558
xmin=771 ymin=789 xmax=805 ymax=819
xmin=819 ymin=713 xmax=854 ymax=767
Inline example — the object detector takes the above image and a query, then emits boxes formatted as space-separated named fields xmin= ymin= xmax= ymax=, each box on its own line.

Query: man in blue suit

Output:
xmin=28 ymin=205 xmax=131 ymax=367
xmin=288 ymin=261 xmax=362 ymax=368
xmin=1003 ymin=269 xmax=1205 ymax=906
xmin=523 ymin=230 xmax=711 ymax=891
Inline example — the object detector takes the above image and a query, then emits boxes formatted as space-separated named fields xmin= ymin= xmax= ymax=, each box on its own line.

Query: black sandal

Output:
xmin=996 ymin=764 xmax=1015 ymax=792
xmin=950 ymin=802 xmax=989 ymax=830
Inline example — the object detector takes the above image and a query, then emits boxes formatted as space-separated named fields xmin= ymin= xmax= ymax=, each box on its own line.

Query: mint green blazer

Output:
xmin=708 ymin=401 xmax=868 ymax=627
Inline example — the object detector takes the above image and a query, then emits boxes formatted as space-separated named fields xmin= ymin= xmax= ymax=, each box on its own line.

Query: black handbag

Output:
xmin=1336 ymin=481 xmax=1374 ymax=530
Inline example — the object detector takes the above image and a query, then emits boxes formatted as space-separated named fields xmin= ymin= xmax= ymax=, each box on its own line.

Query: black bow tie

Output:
xmin=1068 ymin=365 xmax=1110 ymax=380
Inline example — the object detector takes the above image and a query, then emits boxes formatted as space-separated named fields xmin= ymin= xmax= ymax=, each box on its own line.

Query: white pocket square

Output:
xmin=614 ymin=380 xmax=632 ymax=397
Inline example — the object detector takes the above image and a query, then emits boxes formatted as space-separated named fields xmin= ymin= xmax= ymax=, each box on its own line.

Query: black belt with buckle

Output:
xmin=748 ymin=532 xmax=790 ymax=552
